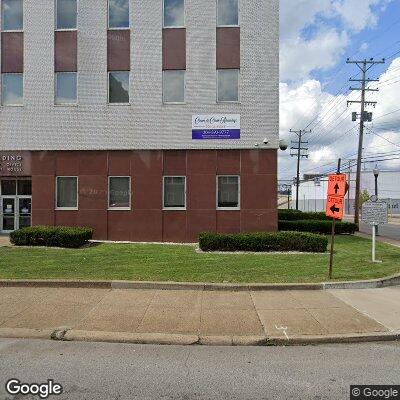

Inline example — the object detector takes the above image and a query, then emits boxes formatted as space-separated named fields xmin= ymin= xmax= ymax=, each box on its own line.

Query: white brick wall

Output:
xmin=0 ymin=0 xmax=279 ymax=150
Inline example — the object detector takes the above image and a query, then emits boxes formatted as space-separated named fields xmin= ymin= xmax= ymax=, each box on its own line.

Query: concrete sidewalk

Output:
xmin=1 ymin=286 xmax=399 ymax=345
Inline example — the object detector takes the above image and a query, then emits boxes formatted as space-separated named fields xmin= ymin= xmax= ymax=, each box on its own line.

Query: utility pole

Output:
xmin=346 ymin=58 xmax=385 ymax=225
xmin=290 ymin=129 xmax=310 ymax=210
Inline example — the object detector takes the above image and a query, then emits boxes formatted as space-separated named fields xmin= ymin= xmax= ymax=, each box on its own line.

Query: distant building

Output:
xmin=292 ymin=170 xmax=400 ymax=215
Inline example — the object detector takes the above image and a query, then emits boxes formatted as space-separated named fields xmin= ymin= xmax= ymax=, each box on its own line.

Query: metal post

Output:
xmin=375 ymin=174 xmax=379 ymax=236
xmin=372 ymin=225 xmax=376 ymax=263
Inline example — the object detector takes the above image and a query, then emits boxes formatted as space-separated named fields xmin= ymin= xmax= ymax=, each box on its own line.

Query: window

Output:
xmin=17 ymin=179 xmax=31 ymax=195
xmin=217 ymin=176 xmax=240 ymax=209
xmin=217 ymin=0 xmax=238 ymax=26
xmin=56 ymin=177 xmax=78 ymax=209
xmin=163 ymin=176 xmax=186 ymax=209
xmin=56 ymin=0 xmax=77 ymax=30
xmin=108 ymin=71 xmax=129 ymax=103
xmin=2 ymin=73 xmax=23 ymax=105
xmin=108 ymin=0 xmax=129 ymax=28
xmin=163 ymin=0 xmax=184 ymax=27
xmin=108 ymin=177 xmax=131 ymax=209
xmin=163 ymin=70 xmax=185 ymax=103
xmin=2 ymin=0 xmax=23 ymax=31
xmin=217 ymin=69 xmax=239 ymax=102
xmin=55 ymin=73 xmax=77 ymax=104
xmin=1 ymin=179 xmax=16 ymax=195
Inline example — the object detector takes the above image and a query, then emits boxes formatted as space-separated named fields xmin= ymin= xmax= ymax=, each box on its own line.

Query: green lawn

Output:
xmin=0 ymin=235 xmax=399 ymax=283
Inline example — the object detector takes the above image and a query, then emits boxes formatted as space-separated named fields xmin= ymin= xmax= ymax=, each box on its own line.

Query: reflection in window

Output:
xmin=56 ymin=177 xmax=78 ymax=209
xmin=17 ymin=180 xmax=32 ymax=195
xmin=164 ymin=0 xmax=184 ymax=27
xmin=2 ymin=73 xmax=23 ymax=105
xmin=56 ymin=0 xmax=77 ymax=29
xmin=108 ymin=0 xmax=129 ymax=28
xmin=217 ymin=69 xmax=239 ymax=102
xmin=56 ymin=73 xmax=77 ymax=104
xmin=217 ymin=0 xmax=238 ymax=26
xmin=218 ymin=176 xmax=239 ymax=208
xmin=1 ymin=180 xmax=16 ymax=195
xmin=2 ymin=0 xmax=23 ymax=31
xmin=164 ymin=177 xmax=186 ymax=208
xmin=109 ymin=177 xmax=131 ymax=209
xmin=109 ymin=71 xmax=129 ymax=103
xmin=163 ymin=70 xmax=185 ymax=103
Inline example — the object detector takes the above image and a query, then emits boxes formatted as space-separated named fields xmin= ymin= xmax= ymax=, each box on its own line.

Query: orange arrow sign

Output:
xmin=327 ymin=174 xmax=347 ymax=197
xmin=326 ymin=195 xmax=344 ymax=220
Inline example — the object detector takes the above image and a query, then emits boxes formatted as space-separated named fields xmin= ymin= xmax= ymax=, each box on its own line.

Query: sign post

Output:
xmin=326 ymin=159 xmax=347 ymax=279
xmin=362 ymin=199 xmax=388 ymax=263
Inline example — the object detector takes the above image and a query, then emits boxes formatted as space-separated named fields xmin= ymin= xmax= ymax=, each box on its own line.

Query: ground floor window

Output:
xmin=56 ymin=176 xmax=78 ymax=210
xmin=217 ymin=175 xmax=240 ymax=209
xmin=163 ymin=176 xmax=186 ymax=210
xmin=108 ymin=176 xmax=131 ymax=210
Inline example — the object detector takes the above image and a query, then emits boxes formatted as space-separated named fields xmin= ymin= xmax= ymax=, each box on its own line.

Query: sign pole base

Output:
xmin=372 ymin=225 xmax=382 ymax=264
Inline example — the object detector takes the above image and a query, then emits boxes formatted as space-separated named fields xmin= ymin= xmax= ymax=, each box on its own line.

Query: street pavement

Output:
xmin=359 ymin=222 xmax=400 ymax=241
xmin=0 ymin=338 xmax=399 ymax=399
xmin=0 ymin=287 xmax=395 ymax=343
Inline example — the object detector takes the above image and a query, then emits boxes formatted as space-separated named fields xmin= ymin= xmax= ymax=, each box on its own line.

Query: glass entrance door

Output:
xmin=18 ymin=197 xmax=32 ymax=229
xmin=1 ymin=197 xmax=16 ymax=232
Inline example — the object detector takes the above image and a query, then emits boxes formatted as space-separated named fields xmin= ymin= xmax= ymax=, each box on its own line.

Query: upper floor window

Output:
xmin=163 ymin=0 xmax=184 ymax=28
xmin=1 ymin=73 xmax=23 ymax=105
xmin=2 ymin=0 xmax=23 ymax=31
xmin=108 ymin=71 xmax=129 ymax=103
xmin=56 ymin=0 xmax=77 ymax=30
xmin=163 ymin=70 xmax=185 ymax=104
xmin=217 ymin=0 xmax=238 ymax=27
xmin=108 ymin=0 xmax=129 ymax=29
xmin=217 ymin=69 xmax=239 ymax=102
xmin=55 ymin=72 xmax=77 ymax=105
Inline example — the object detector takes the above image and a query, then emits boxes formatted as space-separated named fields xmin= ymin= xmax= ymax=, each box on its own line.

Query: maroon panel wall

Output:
xmin=12 ymin=150 xmax=278 ymax=242
xmin=1 ymin=32 xmax=23 ymax=73
xmin=162 ymin=28 xmax=186 ymax=70
xmin=107 ymin=30 xmax=130 ymax=71
xmin=54 ymin=31 xmax=77 ymax=72
xmin=216 ymin=27 xmax=240 ymax=69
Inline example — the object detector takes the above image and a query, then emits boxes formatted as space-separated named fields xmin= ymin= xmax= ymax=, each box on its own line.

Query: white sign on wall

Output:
xmin=192 ymin=114 xmax=241 ymax=140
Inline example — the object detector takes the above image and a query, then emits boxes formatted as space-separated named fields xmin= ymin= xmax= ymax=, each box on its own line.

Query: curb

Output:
xmin=1 ymin=274 xmax=399 ymax=291
xmin=1 ymin=328 xmax=398 ymax=347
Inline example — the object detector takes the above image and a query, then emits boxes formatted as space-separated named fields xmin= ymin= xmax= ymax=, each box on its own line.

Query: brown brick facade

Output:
xmin=0 ymin=150 xmax=277 ymax=242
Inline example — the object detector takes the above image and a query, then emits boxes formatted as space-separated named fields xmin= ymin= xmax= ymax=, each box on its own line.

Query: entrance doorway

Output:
xmin=0 ymin=179 xmax=32 ymax=233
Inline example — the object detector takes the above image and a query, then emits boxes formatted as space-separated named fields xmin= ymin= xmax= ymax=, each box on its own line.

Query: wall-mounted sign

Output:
xmin=192 ymin=114 xmax=240 ymax=140
xmin=0 ymin=154 xmax=25 ymax=174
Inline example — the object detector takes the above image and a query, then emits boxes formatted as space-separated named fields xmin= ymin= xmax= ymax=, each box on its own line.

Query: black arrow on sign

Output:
xmin=330 ymin=204 xmax=340 ymax=214
xmin=334 ymin=183 xmax=340 ymax=194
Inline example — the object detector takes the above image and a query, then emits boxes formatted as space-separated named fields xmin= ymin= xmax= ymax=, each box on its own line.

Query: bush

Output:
xmin=278 ymin=220 xmax=358 ymax=235
xmin=278 ymin=210 xmax=331 ymax=221
xmin=10 ymin=226 xmax=94 ymax=248
xmin=199 ymin=231 xmax=328 ymax=253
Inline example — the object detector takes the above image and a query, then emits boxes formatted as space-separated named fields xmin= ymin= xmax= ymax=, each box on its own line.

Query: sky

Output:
xmin=279 ymin=0 xmax=400 ymax=183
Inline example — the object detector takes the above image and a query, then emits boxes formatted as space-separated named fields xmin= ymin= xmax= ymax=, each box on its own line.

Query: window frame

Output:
xmin=162 ymin=70 xmax=186 ymax=105
xmin=216 ymin=69 xmax=240 ymax=103
xmin=216 ymin=0 xmax=240 ymax=27
xmin=108 ymin=176 xmax=132 ymax=211
xmin=1 ymin=72 xmax=24 ymax=107
xmin=107 ymin=71 xmax=130 ymax=105
xmin=55 ymin=0 xmax=78 ymax=31
xmin=107 ymin=0 xmax=130 ymax=30
xmin=1 ymin=0 xmax=24 ymax=32
xmin=216 ymin=175 xmax=240 ymax=210
xmin=163 ymin=176 xmax=187 ymax=211
xmin=54 ymin=71 xmax=78 ymax=106
xmin=55 ymin=176 xmax=79 ymax=211
xmin=162 ymin=0 xmax=185 ymax=28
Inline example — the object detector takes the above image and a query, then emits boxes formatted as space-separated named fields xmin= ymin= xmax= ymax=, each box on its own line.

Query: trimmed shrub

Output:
xmin=278 ymin=209 xmax=331 ymax=221
xmin=10 ymin=226 xmax=94 ymax=248
xmin=278 ymin=220 xmax=358 ymax=235
xmin=199 ymin=231 xmax=328 ymax=253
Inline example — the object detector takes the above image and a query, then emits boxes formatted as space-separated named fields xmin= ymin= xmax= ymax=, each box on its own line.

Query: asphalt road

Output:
xmin=0 ymin=339 xmax=399 ymax=400
xmin=359 ymin=222 xmax=400 ymax=240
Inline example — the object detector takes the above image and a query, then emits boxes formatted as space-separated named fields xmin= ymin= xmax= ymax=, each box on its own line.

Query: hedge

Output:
xmin=278 ymin=220 xmax=358 ymax=235
xmin=10 ymin=226 xmax=94 ymax=248
xmin=278 ymin=209 xmax=331 ymax=221
xmin=199 ymin=231 xmax=328 ymax=253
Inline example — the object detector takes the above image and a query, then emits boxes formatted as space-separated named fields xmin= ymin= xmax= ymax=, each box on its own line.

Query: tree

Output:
xmin=359 ymin=190 xmax=370 ymax=209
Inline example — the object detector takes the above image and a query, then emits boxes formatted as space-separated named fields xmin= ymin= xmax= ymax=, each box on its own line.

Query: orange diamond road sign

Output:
xmin=326 ymin=195 xmax=344 ymax=220
xmin=327 ymin=174 xmax=347 ymax=197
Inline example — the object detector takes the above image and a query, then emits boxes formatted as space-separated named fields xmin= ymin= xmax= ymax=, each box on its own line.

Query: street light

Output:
xmin=373 ymin=164 xmax=380 ymax=235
